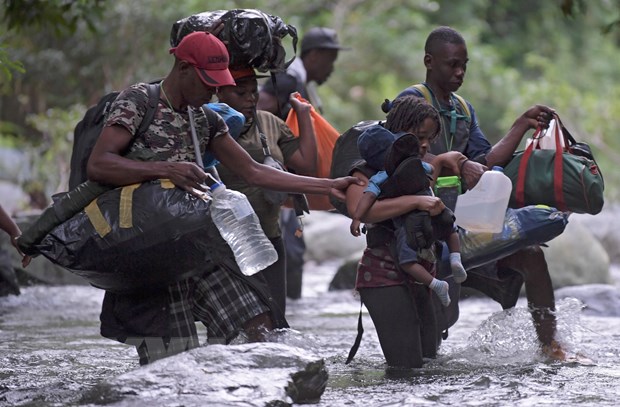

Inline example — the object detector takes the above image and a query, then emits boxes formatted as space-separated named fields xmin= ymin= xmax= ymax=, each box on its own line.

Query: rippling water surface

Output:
xmin=1 ymin=261 xmax=619 ymax=406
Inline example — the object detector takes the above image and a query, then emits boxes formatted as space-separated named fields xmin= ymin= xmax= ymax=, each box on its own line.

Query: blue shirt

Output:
xmin=365 ymin=170 xmax=388 ymax=196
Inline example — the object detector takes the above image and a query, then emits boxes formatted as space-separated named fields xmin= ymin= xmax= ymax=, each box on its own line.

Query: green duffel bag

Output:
xmin=503 ymin=114 xmax=604 ymax=215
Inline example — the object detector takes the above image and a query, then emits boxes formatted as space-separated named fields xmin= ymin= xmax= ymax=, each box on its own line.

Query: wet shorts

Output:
xmin=190 ymin=266 xmax=269 ymax=343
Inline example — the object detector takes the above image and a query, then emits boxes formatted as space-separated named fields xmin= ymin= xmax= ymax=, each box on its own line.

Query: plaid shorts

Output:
xmin=135 ymin=278 xmax=200 ymax=365
xmin=166 ymin=269 xmax=269 ymax=341
xmin=190 ymin=266 xmax=269 ymax=343
xmin=136 ymin=265 xmax=268 ymax=364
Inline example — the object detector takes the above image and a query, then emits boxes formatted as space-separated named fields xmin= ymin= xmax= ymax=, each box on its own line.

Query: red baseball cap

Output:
xmin=169 ymin=31 xmax=235 ymax=88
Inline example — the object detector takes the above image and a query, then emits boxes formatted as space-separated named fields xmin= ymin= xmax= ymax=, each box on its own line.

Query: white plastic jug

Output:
xmin=454 ymin=166 xmax=512 ymax=233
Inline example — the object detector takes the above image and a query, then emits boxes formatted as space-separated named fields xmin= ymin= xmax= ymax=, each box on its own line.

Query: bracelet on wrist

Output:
xmin=459 ymin=158 xmax=469 ymax=174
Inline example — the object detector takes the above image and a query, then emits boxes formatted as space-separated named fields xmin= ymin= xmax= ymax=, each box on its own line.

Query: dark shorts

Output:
xmin=460 ymin=258 xmax=524 ymax=310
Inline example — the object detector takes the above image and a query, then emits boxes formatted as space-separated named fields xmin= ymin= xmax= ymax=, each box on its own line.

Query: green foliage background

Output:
xmin=1 ymin=0 xmax=619 ymax=202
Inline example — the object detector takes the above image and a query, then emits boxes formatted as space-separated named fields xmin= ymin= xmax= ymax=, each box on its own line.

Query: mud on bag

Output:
xmin=34 ymin=180 xmax=218 ymax=292
xmin=503 ymin=113 xmax=604 ymax=214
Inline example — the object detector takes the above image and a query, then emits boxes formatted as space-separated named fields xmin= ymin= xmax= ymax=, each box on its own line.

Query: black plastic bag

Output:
xmin=18 ymin=181 xmax=112 ymax=256
xmin=35 ymin=180 xmax=218 ymax=292
xmin=170 ymin=9 xmax=298 ymax=72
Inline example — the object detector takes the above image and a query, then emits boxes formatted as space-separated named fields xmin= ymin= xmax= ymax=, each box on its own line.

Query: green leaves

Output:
xmin=0 ymin=45 xmax=24 ymax=85
xmin=1 ymin=0 xmax=105 ymax=35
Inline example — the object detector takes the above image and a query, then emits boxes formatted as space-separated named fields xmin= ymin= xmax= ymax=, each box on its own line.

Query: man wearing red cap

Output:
xmin=87 ymin=31 xmax=359 ymax=364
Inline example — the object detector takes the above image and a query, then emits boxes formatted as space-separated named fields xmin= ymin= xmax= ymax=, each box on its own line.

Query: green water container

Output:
xmin=434 ymin=176 xmax=461 ymax=211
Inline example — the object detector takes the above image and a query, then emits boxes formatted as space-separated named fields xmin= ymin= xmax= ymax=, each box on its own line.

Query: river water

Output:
xmin=1 ymin=260 xmax=619 ymax=406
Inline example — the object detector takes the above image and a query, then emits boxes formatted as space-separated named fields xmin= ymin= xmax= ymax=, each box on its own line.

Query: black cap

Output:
xmin=357 ymin=125 xmax=397 ymax=170
xmin=301 ymin=27 xmax=350 ymax=54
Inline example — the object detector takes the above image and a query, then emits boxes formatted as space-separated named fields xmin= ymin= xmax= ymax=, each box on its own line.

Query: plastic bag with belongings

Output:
xmin=170 ymin=9 xmax=298 ymax=72
xmin=32 ymin=180 xmax=218 ymax=292
xmin=286 ymin=93 xmax=340 ymax=211
xmin=460 ymin=204 xmax=568 ymax=269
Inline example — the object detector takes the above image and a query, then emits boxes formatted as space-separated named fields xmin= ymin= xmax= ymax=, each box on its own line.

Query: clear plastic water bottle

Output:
xmin=209 ymin=181 xmax=278 ymax=276
xmin=454 ymin=166 xmax=512 ymax=233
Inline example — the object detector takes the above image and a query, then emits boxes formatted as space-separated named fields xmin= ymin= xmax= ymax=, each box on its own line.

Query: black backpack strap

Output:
xmin=136 ymin=83 xmax=161 ymax=137
xmin=345 ymin=297 xmax=364 ymax=364
xmin=269 ymin=72 xmax=284 ymax=119
xmin=200 ymin=105 xmax=225 ymax=181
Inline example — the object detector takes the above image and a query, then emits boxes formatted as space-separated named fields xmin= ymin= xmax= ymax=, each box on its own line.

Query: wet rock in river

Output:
xmin=79 ymin=342 xmax=328 ymax=406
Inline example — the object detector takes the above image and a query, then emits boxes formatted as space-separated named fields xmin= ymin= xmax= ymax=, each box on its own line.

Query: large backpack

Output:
xmin=68 ymin=83 xmax=160 ymax=190
xmin=328 ymin=120 xmax=382 ymax=217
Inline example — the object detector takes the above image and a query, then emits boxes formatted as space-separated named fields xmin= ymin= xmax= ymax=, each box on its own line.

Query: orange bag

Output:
xmin=286 ymin=94 xmax=339 ymax=210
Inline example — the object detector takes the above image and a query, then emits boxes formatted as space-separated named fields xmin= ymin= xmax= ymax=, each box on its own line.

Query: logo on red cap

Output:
xmin=169 ymin=32 xmax=235 ymax=87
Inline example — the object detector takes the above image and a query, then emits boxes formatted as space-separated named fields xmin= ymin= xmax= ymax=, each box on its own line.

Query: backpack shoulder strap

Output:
xmin=412 ymin=83 xmax=432 ymax=104
xmin=452 ymin=92 xmax=471 ymax=122
xmin=136 ymin=83 xmax=161 ymax=137
xmin=412 ymin=83 xmax=471 ymax=122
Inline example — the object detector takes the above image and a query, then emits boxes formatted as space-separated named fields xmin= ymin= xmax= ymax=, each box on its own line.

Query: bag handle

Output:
xmin=555 ymin=114 xmax=604 ymax=185
xmin=552 ymin=113 xmax=567 ymax=211
xmin=514 ymin=128 xmax=539 ymax=208
xmin=552 ymin=114 xmax=577 ymax=149
xmin=514 ymin=115 xmax=567 ymax=211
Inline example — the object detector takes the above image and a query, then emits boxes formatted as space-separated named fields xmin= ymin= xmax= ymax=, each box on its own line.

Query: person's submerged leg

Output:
xmin=260 ymin=236 xmax=287 ymax=315
xmin=101 ymin=281 xmax=200 ymax=366
xmin=191 ymin=265 xmax=273 ymax=344
xmin=359 ymin=285 xmax=424 ymax=368
xmin=411 ymin=283 xmax=440 ymax=359
xmin=281 ymin=208 xmax=305 ymax=299
xmin=498 ymin=246 xmax=566 ymax=360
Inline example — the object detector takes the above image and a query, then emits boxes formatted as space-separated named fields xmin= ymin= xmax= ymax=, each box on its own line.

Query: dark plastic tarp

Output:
xmin=34 ymin=181 xmax=217 ymax=292
xmin=170 ymin=9 xmax=298 ymax=72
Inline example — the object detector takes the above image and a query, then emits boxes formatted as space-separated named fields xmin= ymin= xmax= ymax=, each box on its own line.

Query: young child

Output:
xmin=350 ymin=125 xmax=466 ymax=306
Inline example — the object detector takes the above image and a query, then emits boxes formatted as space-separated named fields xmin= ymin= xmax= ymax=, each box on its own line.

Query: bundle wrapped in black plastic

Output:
xmin=170 ymin=9 xmax=298 ymax=72
xmin=461 ymin=205 xmax=568 ymax=269
xmin=34 ymin=180 xmax=218 ymax=292
xmin=18 ymin=181 xmax=111 ymax=256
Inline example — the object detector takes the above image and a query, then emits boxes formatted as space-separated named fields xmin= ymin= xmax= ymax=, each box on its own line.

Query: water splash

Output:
xmin=441 ymin=297 xmax=588 ymax=369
